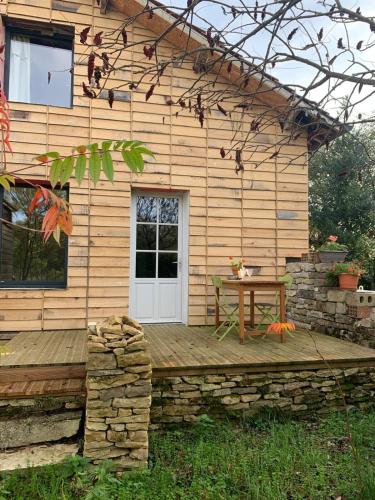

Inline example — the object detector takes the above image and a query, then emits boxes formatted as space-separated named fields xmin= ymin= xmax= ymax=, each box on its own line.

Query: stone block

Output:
xmin=221 ymin=395 xmax=241 ymax=405
xmin=87 ymin=353 xmax=117 ymax=370
xmin=113 ymin=396 xmax=151 ymax=409
xmin=327 ymin=289 xmax=347 ymax=302
xmin=0 ymin=411 xmax=82 ymax=449
xmin=117 ymin=352 xmax=151 ymax=367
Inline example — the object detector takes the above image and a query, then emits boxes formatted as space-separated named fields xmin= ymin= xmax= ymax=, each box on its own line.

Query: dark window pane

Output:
xmin=0 ymin=185 xmax=67 ymax=284
xmin=136 ymin=252 xmax=156 ymax=278
xmin=159 ymin=198 xmax=178 ymax=224
xmin=136 ymin=224 xmax=156 ymax=250
xmin=9 ymin=35 xmax=72 ymax=107
xmin=158 ymin=253 xmax=178 ymax=278
xmin=137 ymin=196 xmax=157 ymax=222
xmin=159 ymin=225 xmax=178 ymax=251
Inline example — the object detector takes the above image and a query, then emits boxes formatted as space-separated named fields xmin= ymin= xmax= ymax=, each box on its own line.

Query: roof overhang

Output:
xmin=109 ymin=0 xmax=346 ymax=150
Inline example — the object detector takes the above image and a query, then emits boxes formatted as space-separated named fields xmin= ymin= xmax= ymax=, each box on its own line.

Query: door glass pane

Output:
xmin=136 ymin=252 xmax=156 ymax=278
xmin=137 ymin=196 xmax=157 ymax=222
xmin=137 ymin=224 xmax=156 ymax=250
xmin=158 ymin=253 xmax=178 ymax=278
xmin=159 ymin=225 xmax=178 ymax=251
xmin=159 ymin=198 xmax=178 ymax=224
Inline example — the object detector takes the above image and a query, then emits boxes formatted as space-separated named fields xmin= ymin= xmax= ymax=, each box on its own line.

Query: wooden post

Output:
xmin=215 ymin=286 xmax=220 ymax=329
xmin=250 ymin=291 xmax=255 ymax=329
xmin=239 ymin=287 xmax=245 ymax=344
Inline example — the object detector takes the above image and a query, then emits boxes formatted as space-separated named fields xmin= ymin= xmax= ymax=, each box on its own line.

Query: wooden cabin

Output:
xmin=0 ymin=0 xmax=338 ymax=333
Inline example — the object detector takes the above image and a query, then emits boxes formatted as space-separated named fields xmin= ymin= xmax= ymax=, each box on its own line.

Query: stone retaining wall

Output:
xmin=286 ymin=262 xmax=375 ymax=348
xmin=0 ymin=395 xmax=84 ymax=449
xmin=83 ymin=316 xmax=152 ymax=472
xmin=151 ymin=368 xmax=375 ymax=427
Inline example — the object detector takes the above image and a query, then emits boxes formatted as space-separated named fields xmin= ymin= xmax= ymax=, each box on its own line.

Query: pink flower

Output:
xmin=327 ymin=235 xmax=338 ymax=242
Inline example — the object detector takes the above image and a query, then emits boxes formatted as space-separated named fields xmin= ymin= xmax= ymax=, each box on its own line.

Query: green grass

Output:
xmin=1 ymin=409 xmax=375 ymax=500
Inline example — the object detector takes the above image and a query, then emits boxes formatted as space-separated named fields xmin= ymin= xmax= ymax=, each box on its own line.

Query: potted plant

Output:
xmin=228 ymin=257 xmax=245 ymax=277
xmin=317 ymin=235 xmax=348 ymax=263
xmin=333 ymin=261 xmax=366 ymax=290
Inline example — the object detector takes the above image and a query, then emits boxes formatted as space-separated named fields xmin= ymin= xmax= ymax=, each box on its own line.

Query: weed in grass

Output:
xmin=0 ymin=409 xmax=374 ymax=499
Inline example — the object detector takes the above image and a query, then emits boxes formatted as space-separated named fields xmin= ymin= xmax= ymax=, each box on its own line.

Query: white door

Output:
xmin=130 ymin=192 xmax=186 ymax=323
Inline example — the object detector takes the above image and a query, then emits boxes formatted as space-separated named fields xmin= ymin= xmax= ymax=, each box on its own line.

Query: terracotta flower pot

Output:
xmin=231 ymin=267 xmax=238 ymax=277
xmin=338 ymin=273 xmax=359 ymax=290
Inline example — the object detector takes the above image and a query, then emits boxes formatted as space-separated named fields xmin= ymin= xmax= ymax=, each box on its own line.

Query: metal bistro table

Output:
xmin=215 ymin=279 xmax=286 ymax=344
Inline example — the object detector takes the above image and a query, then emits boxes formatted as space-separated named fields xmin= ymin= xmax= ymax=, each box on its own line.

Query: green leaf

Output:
xmin=89 ymin=143 xmax=98 ymax=153
xmin=0 ymin=176 xmax=11 ymax=191
xmin=123 ymin=140 xmax=143 ymax=150
xmin=46 ymin=152 xmax=60 ymax=159
xmin=89 ymin=152 xmax=101 ymax=184
xmin=60 ymin=156 xmax=74 ymax=186
xmin=75 ymin=154 xmax=87 ymax=185
xmin=122 ymin=149 xmax=144 ymax=173
xmin=134 ymin=146 xmax=155 ymax=158
xmin=50 ymin=158 xmax=62 ymax=188
xmin=102 ymin=151 xmax=114 ymax=182
xmin=102 ymin=140 xmax=113 ymax=152
xmin=113 ymin=141 xmax=123 ymax=151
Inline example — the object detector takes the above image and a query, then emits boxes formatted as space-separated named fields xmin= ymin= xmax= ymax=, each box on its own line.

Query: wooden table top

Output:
xmin=220 ymin=279 xmax=285 ymax=289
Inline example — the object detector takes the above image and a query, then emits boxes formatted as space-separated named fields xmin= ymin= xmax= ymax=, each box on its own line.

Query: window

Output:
xmin=5 ymin=21 xmax=73 ymax=107
xmin=0 ymin=183 xmax=68 ymax=288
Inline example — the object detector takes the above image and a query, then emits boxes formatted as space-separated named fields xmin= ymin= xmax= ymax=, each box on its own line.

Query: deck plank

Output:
xmin=144 ymin=324 xmax=375 ymax=375
xmin=1 ymin=330 xmax=87 ymax=367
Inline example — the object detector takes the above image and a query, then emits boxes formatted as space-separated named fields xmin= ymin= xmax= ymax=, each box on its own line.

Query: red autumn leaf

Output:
xmin=108 ymin=89 xmax=114 ymax=108
xmin=93 ymin=31 xmax=103 ymax=46
xmin=42 ymin=204 xmax=60 ymax=241
xmin=227 ymin=61 xmax=233 ymax=73
xmin=80 ymin=26 xmax=90 ymax=44
xmin=217 ymin=104 xmax=227 ymax=116
xmin=28 ymin=188 xmax=49 ymax=215
xmin=145 ymin=84 xmax=155 ymax=102
xmin=287 ymin=27 xmax=298 ymax=42
xmin=0 ymin=45 xmax=4 ymax=54
xmin=88 ymin=53 xmax=95 ymax=82
xmin=102 ymin=52 xmax=109 ymax=71
xmin=82 ymin=82 xmax=96 ymax=98
xmin=198 ymin=110 xmax=204 ymax=128
xmin=36 ymin=155 xmax=49 ymax=163
xmin=220 ymin=147 xmax=225 ymax=158
xmin=58 ymin=210 xmax=73 ymax=236
xmin=143 ymin=45 xmax=154 ymax=59
xmin=121 ymin=28 xmax=128 ymax=46
xmin=76 ymin=145 xmax=87 ymax=154
xmin=197 ymin=93 xmax=202 ymax=109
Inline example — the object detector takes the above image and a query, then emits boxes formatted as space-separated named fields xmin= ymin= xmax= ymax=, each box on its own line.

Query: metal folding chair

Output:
xmin=211 ymin=276 xmax=239 ymax=341
xmin=255 ymin=273 xmax=294 ymax=331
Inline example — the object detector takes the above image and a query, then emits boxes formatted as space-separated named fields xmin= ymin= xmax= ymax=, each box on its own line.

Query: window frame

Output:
xmin=4 ymin=20 xmax=74 ymax=109
xmin=0 ymin=181 xmax=69 ymax=289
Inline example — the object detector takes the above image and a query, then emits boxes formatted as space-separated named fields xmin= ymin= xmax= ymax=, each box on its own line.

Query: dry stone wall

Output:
xmin=151 ymin=368 xmax=375 ymax=427
xmin=0 ymin=395 xmax=84 ymax=449
xmin=84 ymin=316 xmax=152 ymax=472
xmin=286 ymin=263 xmax=375 ymax=348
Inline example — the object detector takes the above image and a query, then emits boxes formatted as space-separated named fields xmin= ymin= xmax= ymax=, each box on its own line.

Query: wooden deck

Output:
xmin=144 ymin=324 xmax=375 ymax=377
xmin=1 ymin=325 xmax=375 ymax=396
xmin=0 ymin=330 xmax=87 ymax=397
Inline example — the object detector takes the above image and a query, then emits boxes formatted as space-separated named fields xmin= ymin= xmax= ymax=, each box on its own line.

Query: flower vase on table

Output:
xmin=228 ymin=257 xmax=245 ymax=279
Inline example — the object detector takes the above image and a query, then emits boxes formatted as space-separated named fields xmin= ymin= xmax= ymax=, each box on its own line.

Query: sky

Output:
xmin=164 ymin=0 xmax=375 ymax=120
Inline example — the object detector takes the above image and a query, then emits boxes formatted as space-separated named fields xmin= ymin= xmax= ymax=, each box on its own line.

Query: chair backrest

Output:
xmin=278 ymin=273 xmax=293 ymax=289
xmin=211 ymin=275 xmax=223 ymax=289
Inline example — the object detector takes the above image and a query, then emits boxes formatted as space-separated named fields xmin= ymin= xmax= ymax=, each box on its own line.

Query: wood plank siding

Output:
xmin=0 ymin=0 xmax=309 ymax=331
